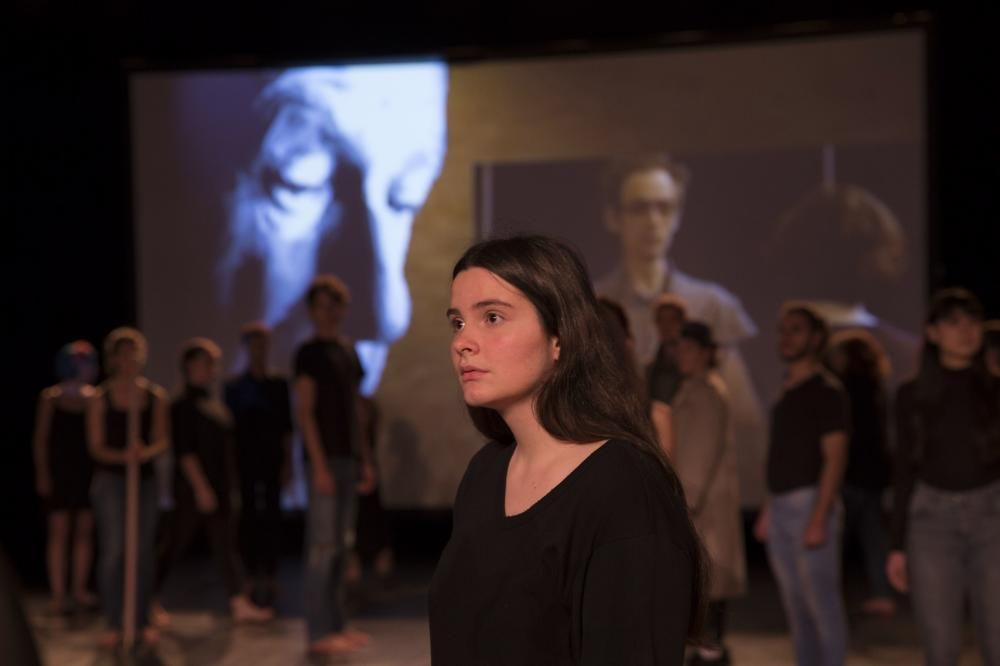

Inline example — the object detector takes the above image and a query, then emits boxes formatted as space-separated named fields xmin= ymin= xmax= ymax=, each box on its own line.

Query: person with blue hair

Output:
xmin=32 ymin=341 xmax=100 ymax=615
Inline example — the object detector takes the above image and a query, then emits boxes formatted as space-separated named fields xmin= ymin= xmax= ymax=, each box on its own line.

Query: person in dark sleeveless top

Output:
xmin=86 ymin=327 xmax=170 ymax=648
xmin=32 ymin=341 xmax=99 ymax=615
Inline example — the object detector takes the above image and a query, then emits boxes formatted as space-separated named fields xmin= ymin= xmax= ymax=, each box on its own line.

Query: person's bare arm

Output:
xmin=138 ymin=384 xmax=170 ymax=461
xmin=295 ymin=375 xmax=333 ymax=495
xmin=180 ymin=454 xmax=218 ymax=512
xmin=804 ymin=431 xmax=848 ymax=547
xmin=650 ymin=400 xmax=674 ymax=459
xmin=32 ymin=389 xmax=55 ymax=496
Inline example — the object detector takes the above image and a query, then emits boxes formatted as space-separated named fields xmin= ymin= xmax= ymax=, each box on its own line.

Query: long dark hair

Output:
xmin=452 ymin=235 xmax=706 ymax=639
xmin=913 ymin=288 xmax=1000 ymax=462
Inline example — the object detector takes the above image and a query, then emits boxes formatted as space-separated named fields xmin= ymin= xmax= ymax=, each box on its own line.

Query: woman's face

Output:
xmin=113 ymin=341 xmax=141 ymax=378
xmin=676 ymin=338 xmax=710 ymax=376
xmin=928 ymin=310 xmax=983 ymax=365
xmin=448 ymin=267 xmax=559 ymax=413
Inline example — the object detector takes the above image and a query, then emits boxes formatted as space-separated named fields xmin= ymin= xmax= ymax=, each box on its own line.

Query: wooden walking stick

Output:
xmin=122 ymin=382 xmax=140 ymax=649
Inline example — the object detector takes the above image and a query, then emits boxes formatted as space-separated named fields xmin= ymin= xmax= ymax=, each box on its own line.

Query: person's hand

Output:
xmin=356 ymin=461 xmax=377 ymax=495
xmin=36 ymin=473 xmax=52 ymax=498
xmin=125 ymin=443 xmax=144 ymax=464
xmin=195 ymin=485 xmax=218 ymax=514
xmin=312 ymin=464 xmax=335 ymax=497
xmin=753 ymin=506 xmax=769 ymax=542
xmin=803 ymin=515 xmax=828 ymax=548
xmin=886 ymin=550 xmax=908 ymax=593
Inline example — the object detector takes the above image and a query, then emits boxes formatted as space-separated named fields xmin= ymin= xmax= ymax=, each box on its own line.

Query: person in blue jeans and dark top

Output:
xmin=754 ymin=304 xmax=850 ymax=666
xmin=886 ymin=289 xmax=1000 ymax=666
xmin=293 ymin=275 xmax=377 ymax=658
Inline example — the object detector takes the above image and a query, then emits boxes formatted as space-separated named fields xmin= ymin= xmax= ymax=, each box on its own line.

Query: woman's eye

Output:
xmin=486 ymin=312 xmax=502 ymax=325
xmin=450 ymin=318 xmax=464 ymax=332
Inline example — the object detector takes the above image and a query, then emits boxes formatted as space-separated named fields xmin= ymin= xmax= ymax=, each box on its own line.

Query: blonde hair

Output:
xmin=103 ymin=327 xmax=148 ymax=376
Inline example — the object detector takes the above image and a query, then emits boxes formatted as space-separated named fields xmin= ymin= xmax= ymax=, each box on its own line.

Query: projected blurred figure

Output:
xmin=220 ymin=63 xmax=449 ymax=396
xmin=87 ymin=328 xmax=170 ymax=648
xmin=596 ymin=154 xmax=767 ymax=506
xmin=32 ymin=341 xmax=99 ymax=616
xmin=767 ymin=180 xmax=920 ymax=388
xmin=224 ymin=323 xmax=294 ymax=608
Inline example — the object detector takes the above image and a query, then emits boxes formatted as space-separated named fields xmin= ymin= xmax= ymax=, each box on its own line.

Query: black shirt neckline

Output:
xmin=498 ymin=438 xmax=615 ymax=525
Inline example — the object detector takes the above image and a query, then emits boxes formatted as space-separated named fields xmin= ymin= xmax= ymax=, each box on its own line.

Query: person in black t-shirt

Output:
xmin=294 ymin=275 xmax=377 ymax=658
xmin=887 ymin=290 xmax=1000 ymax=665
xmin=224 ymin=323 xmax=294 ymax=608
xmin=753 ymin=304 xmax=849 ymax=666
xmin=153 ymin=338 xmax=272 ymax=626
xmin=430 ymin=236 xmax=705 ymax=666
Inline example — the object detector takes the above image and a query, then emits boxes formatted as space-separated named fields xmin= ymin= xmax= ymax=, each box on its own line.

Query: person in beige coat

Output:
xmin=673 ymin=321 xmax=747 ymax=665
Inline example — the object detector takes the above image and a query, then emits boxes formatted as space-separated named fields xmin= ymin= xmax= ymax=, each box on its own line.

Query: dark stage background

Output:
xmin=7 ymin=5 xmax=1000 ymax=586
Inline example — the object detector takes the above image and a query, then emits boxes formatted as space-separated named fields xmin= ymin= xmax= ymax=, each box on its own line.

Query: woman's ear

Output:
xmin=551 ymin=337 xmax=560 ymax=362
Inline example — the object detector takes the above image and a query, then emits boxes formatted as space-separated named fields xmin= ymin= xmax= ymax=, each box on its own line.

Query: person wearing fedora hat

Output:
xmin=672 ymin=321 xmax=746 ymax=665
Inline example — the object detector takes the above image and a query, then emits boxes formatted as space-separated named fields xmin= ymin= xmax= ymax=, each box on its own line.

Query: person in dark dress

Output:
xmin=32 ymin=341 xmax=99 ymax=615
xmin=887 ymin=290 xmax=1000 ymax=665
xmin=86 ymin=327 xmax=170 ymax=648
xmin=430 ymin=236 xmax=705 ymax=666
xmin=154 ymin=338 xmax=272 ymax=624
xmin=224 ymin=323 xmax=294 ymax=609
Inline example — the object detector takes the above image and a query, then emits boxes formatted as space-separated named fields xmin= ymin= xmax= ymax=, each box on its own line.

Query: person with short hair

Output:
xmin=32 ymin=341 xmax=100 ymax=615
xmin=754 ymin=304 xmax=850 ymax=666
xmin=153 ymin=338 xmax=272 ymax=625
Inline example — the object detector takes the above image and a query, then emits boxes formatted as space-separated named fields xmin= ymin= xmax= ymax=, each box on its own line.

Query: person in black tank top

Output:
xmin=86 ymin=328 xmax=170 ymax=649
xmin=32 ymin=341 xmax=99 ymax=615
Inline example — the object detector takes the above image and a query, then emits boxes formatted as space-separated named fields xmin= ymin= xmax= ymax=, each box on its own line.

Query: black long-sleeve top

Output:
xmin=429 ymin=439 xmax=695 ymax=666
xmin=890 ymin=368 xmax=1000 ymax=549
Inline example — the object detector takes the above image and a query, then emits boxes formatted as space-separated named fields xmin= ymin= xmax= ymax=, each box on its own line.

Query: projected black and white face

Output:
xmin=219 ymin=64 xmax=448 ymax=394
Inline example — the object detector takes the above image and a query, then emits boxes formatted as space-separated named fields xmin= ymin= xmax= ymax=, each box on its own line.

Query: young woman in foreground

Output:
xmin=429 ymin=236 xmax=704 ymax=665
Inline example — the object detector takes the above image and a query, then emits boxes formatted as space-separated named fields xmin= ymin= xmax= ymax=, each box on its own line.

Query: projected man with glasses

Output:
xmin=218 ymin=63 xmax=448 ymax=395
xmin=596 ymin=154 xmax=768 ymax=505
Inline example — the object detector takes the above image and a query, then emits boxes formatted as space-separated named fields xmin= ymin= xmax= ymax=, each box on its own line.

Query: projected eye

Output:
xmin=259 ymin=150 xmax=334 ymax=212
xmin=449 ymin=317 xmax=465 ymax=332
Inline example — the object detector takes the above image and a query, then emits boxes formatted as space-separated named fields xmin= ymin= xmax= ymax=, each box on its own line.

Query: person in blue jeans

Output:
xmin=754 ymin=304 xmax=850 ymax=666
xmin=86 ymin=327 xmax=170 ymax=649
xmin=293 ymin=275 xmax=377 ymax=657
xmin=887 ymin=289 xmax=1000 ymax=666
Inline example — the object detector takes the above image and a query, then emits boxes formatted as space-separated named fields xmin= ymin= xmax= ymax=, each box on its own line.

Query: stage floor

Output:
xmin=28 ymin=559 xmax=985 ymax=665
